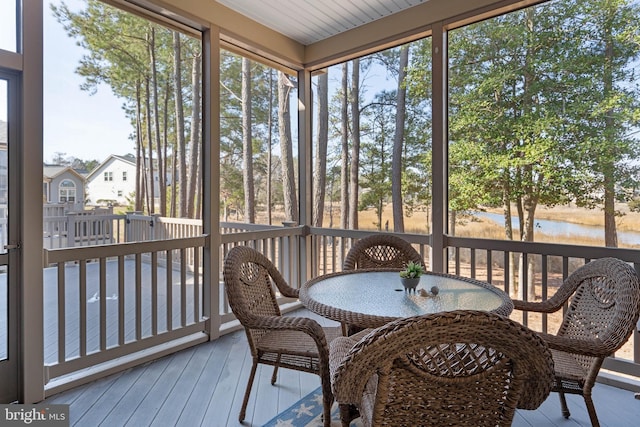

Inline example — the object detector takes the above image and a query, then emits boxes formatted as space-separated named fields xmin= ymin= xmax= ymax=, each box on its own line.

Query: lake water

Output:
xmin=474 ymin=211 xmax=640 ymax=246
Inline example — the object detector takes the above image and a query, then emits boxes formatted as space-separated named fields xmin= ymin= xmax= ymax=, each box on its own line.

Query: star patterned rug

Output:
xmin=262 ymin=387 xmax=363 ymax=427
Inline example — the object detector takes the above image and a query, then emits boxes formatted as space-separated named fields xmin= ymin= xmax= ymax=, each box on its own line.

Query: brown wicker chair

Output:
xmin=329 ymin=310 xmax=555 ymax=427
xmin=342 ymin=234 xmax=424 ymax=335
xmin=512 ymin=257 xmax=640 ymax=427
xmin=343 ymin=233 xmax=423 ymax=270
xmin=223 ymin=246 xmax=342 ymax=426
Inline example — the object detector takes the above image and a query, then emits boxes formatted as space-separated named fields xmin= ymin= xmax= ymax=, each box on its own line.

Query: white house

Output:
xmin=85 ymin=154 xmax=136 ymax=206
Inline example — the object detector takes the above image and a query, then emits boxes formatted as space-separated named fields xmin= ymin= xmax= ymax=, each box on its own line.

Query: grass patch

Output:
xmin=351 ymin=204 xmax=640 ymax=249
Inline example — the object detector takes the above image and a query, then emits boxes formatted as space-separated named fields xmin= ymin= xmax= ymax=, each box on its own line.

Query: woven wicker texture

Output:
xmin=329 ymin=310 xmax=554 ymax=427
xmin=223 ymin=246 xmax=341 ymax=426
xmin=343 ymin=233 xmax=423 ymax=270
xmin=512 ymin=257 xmax=640 ymax=427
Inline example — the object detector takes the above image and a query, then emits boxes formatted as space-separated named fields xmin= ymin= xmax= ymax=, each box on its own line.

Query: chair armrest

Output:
xmin=330 ymin=338 xmax=359 ymax=382
xmin=512 ymin=298 xmax=564 ymax=314
xmin=537 ymin=332 xmax=610 ymax=357
xmin=329 ymin=336 xmax=365 ymax=403
xmin=247 ymin=314 xmax=322 ymax=336
xmin=277 ymin=284 xmax=300 ymax=299
xmin=513 ymin=270 xmax=588 ymax=314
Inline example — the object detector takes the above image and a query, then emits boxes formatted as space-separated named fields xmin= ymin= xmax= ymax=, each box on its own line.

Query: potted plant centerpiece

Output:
xmin=399 ymin=261 xmax=424 ymax=292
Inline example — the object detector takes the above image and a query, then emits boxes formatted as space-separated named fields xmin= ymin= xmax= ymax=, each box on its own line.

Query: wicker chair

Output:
xmin=343 ymin=233 xmax=423 ymax=270
xmin=512 ymin=257 xmax=640 ymax=427
xmin=223 ymin=246 xmax=342 ymax=426
xmin=329 ymin=310 xmax=555 ymax=427
xmin=342 ymin=233 xmax=424 ymax=335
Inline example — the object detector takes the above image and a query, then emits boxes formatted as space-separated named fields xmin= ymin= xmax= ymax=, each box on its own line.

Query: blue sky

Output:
xmin=43 ymin=0 xmax=134 ymax=163
xmin=0 ymin=1 xmax=134 ymax=162
xmin=1 ymin=1 xmax=399 ymax=164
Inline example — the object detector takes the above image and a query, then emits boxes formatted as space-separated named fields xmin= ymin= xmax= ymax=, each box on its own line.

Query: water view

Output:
xmin=475 ymin=212 xmax=640 ymax=246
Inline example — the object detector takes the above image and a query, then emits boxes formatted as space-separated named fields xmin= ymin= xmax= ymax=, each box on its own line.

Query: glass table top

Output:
xmin=301 ymin=270 xmax=512 ymax=325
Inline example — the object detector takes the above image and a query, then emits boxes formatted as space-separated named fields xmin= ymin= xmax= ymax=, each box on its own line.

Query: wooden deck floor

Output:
xmin=42 ymin=309 xmax=640 ymax=427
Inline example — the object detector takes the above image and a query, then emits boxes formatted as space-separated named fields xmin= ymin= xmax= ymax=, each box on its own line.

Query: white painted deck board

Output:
xmin=41 ymin=309 xmax=640 ymax=427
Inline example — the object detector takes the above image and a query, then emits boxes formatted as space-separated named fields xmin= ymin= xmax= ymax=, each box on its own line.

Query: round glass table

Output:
xmin=300 ymin=269 xmax=513 ymax=329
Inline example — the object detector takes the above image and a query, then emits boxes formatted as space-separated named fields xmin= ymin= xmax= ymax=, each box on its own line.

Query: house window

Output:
xmin=122 ymin=171 xmax=127 ymax=181
xmin=104 ymin=171 xmax=113 ymax=181
xmin=117 ymin=190 xmax=123 ymax=197
xmin=59 ymin=179 xmax=76 ymax=203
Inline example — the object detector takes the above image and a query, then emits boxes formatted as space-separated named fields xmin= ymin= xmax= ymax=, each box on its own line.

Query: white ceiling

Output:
xmin=215 ymin=0 xmax=428 ymax=45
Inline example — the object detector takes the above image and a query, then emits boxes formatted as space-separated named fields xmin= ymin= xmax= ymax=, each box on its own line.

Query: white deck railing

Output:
xmin=219 ymin=224 xmax=640 ymax=386
xmin=39 ymin=217 xmax=640 ymax=394
xmin=43 ymin=236 xmax=207 ymax=394
xmin=44 ymin=212 xmax=126 ymax=249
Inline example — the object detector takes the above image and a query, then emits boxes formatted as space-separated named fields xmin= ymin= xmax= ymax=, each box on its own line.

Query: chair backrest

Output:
xmin=343 ymin=233 xmax=423 ymax=270
xmin=557 ymin=257 xmax=640 ymax=356
xmin=332 ymin=310 xmax=554 ymax=427
xmin=223 ymin=246 xmax=297 ymax=350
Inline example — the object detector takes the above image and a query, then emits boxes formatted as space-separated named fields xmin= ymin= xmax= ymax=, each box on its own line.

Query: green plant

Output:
xmin=399 ymin=261 xmax=424 ymax=279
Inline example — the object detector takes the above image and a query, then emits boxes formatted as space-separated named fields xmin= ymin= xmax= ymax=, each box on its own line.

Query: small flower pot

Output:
xmin=400 ymin=277 xmax=420 ymax=292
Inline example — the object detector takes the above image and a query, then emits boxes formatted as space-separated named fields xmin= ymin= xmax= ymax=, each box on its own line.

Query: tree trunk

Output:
xmin=603 ymin=18 xmax=618 ymax=247
xmin=149 ymin=27 xmax=165 ymax=215
xmin=349 ymin=59 xmax=360 ymax=229
xmin=187 ymin=52 xmax=202 ymax=218
xmin=518 ymin=10 xmax=539 ymax=301
xmin=449 ymin=211 xmax=456 ymax=236
xmin=278 ymin=72 xmax=298 ymax=222
xmin=135 ymin=82 xmax=143 ymax=212
xmin=171 ymin=151 xmax=177 ymax=217
xmin=313 ymin=72 xmax=329 ymax=227
xmin=267 ymin=69 xmax=274 ymax=225
xmin=520 ymin=167 xmax=539 ymax=301
xmin=501 ymin=177 xmax=518 ymax=297
xmin=172 ymin=31 xmax=187 ymax=217
xmin=162 ymin=80 xmax=169 ymax=215
xmin=392 ymin=46 xmax=409 ymax=232
xmin=604 ymin=174 xmax=618 ymax=247
xmin=144 ymin=78 xmax=155 ymax=214
xmin=242 ymin=57 xmax=255 ymax=223
xmin=340 ymin=63 xmax=349 ymax=229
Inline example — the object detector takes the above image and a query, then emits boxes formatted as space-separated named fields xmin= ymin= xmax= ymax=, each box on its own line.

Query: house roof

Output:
xmin=86 ymin=154 xmax=136 ymax=180
xmin=215 ymin=0 xmax=428 ymax=45
xmin=43 ymin=165 xmax=86 ymax=182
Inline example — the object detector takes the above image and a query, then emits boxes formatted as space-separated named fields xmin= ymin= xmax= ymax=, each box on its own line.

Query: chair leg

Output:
xmin=339 ymin=403 xmax=359 ymax=427
xmin=558 ymin=391 xmax=570 ymax=419
xmin=583 ymin=392 xmax=601 ymax=427
xmin=339 ymin=404 xmax=351 ymax=427
xmin=271 ymin=354 xmax=281 ymax=385
xmin=319 ymin=367 xmax=333 ymax=427
xmin=239 ymin=361 xmax=258 ymax=422
xmin=321 ymin=389 xmax=333 ymax=427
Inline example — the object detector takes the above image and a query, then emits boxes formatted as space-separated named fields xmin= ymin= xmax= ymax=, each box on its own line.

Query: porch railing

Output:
xmin=40 ymin=217 xmax=640 ymax=394
xmin=43 ymin=236 xmax=207 ymax=395
xmin=445 ymin=235 xmax=640 ymax=384
xmin=44 ymin=212 xmax=126 ymax=249
xmin=218 ymin=223 xmax=640 ymax=388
